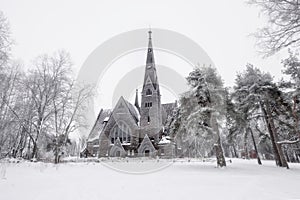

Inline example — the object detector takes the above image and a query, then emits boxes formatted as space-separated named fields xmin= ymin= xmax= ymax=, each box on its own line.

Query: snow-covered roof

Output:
xmin=158 ymin=136 xmax=171 ymax=145
xmin=125 ymin=99 xmax=140 ymax=123
xmin=132 ymin=103 xmax=141 ymax=121
xmin=87 ymin=109 xmax=112 ymax=142
xmin=103 ymin=117 xmax=109 ymax=122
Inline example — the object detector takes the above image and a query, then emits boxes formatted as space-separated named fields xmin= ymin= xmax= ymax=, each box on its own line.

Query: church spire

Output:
xmin=140 ymin=30 xmax=162 ymax=136
xmin=134 ymin=89 xmax=140 ymax=113
xmin=143 ymin=30 xmax=159 ymax=91
xmin=146 ymin=29 xmax=155 ymax=65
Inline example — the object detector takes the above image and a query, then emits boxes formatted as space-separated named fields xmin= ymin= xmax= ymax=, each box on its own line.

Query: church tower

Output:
xmin=140 ymin=30 xmax=162 ymax=141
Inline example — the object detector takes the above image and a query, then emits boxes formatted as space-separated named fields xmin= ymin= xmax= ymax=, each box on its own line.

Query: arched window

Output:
xmin=145 ymin=102 xmax=152 ymax=107
xmin=146 ymin=89 xmax=152 ymax=96
xmin=147 ymin=116 xmax=150 ymax=124
xmin=109 ymin=121 xmax=131 ymax=144
xmin=144 ymin=150 xmax=150 ymax=156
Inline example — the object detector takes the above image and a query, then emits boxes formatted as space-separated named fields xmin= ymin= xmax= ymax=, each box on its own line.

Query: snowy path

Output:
xmin=0 ymin=159 xmax=300 ymax=200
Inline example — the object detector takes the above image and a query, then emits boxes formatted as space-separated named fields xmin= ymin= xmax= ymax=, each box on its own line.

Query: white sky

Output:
xmin=2 ymin=0 xmax=288 ymax=109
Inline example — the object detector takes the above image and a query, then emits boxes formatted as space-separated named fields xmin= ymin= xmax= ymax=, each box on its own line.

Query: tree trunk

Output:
xmin=232 ymin=144 xmax=238 ymax=158
xmin=244 ymin=128 xmax=249 ymax=159
xmin=292 ymin=96 xmax=300 ymax=139
xmin=248 ymin=127 xmax=262 ymax=165
xmin=54 ymin=151 xmax=59 ymax=164
xmin=212 ymin=116 xmax=226 ymax=167
xmin=214 ymin=138 xmax=226 ymax=167
xmin=284 ymin=148 xmax=290 ymax=163
xmin=262 ymin=101 xmax=289 ymax=169
xmin=31 ymin=142 xmax=37 ymax=159
xmin=54 ymin=141 xmax=60 ymax=164
xmin=295 ymin=151 xmax=300 ymax=163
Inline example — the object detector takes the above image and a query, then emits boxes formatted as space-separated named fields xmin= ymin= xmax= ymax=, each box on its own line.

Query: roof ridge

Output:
xmin=87 ymin=109 xmax=103 ymax=140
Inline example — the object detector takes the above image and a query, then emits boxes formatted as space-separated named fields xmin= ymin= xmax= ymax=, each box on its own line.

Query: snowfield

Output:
xmin=1 ymin=158 xmax=300 ymax=200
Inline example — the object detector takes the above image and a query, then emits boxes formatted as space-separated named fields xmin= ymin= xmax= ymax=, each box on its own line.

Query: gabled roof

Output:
xmin=108 ymin=96 xmax=140 ymax=123
xmin=87 ymin=109 xmax=111 ymax=142
xmin=113 ymin=137 xmax=124 ymax=149
xmin=124 ymin=98 xmax=140 ymax=123
xmin=138 ymin=134 xmax=156 ymax=153
xmin=109 ymin=137 xmax=126 ymax=157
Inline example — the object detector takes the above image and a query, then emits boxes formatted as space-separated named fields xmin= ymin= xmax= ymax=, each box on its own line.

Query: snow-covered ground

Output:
xmin=0 ymin=158 xmax=300 ymax=200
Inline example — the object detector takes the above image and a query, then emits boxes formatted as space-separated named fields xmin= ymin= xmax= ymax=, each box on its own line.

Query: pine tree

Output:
xmin=233 ymin=64 xmax=289 ymax=168
xmin=172 ymin=66 xmax=226 ymax=167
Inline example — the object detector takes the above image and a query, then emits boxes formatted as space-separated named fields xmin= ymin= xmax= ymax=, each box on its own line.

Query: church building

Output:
xmin=85 ymin=31 xmax=177 ymax=158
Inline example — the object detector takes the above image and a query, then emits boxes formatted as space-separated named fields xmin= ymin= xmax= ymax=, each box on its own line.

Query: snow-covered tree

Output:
xmin=21 ymin=51 xmax=93 ymax=162
xmin=249 ymin=0 xmax=300 ymax=56
xmin=273 ymin=51 xmax=300 ymax=162
xmin=0 ymin=11 xmax=22 ymax=158
xmin=171 ymin=66 xmax=226 ymax=167
xmin=282 ymin=50 xmax=300 ymax=139
xmin=233 ymin=64 xmax=289 ymax=168
xmin=0 ymin=11 xmax=12 ymax=68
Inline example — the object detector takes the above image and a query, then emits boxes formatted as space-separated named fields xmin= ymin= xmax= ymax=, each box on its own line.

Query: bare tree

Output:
xmin=20 ymin=51 xmax=73 ymax=159
xmin=0 ymin=11 xmax=12 ymax=68
xmin=51 ymin=81 xmax=93 ymax=163
xmin=249 ymin=0 xmax=300 ymax=56
xmin=0 ymin=62 xmax=22 ymax=158
xmin=0 ymin=11 xmax=93 ymax=162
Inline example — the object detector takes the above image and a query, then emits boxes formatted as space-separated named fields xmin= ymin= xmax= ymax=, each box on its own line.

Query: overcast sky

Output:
xmin=1 ymin=0 xmax=289 ymax=109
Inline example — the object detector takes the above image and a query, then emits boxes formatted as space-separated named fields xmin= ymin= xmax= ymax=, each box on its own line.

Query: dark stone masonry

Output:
xmin=85 ymin=31 xmax=177 ymax=158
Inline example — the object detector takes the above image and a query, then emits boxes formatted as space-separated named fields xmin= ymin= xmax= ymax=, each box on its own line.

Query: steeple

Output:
xmin=134 ymin=89 xmax=140 ymax=113
xmin=143 ymin=30 xmax=159 ymax=92
xmin=140 ymin=30 xmax=162 ymax=138
xmin=146 ymin=30 xmax=154 ymax=65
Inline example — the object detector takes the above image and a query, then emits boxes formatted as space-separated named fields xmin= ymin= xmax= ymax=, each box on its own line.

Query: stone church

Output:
xmin=85 ymin=30 xmax=177 ymax=158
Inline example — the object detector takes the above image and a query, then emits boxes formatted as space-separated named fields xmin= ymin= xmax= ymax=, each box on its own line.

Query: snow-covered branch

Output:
xmin=277 ymin=139 xmax=299 ymax=144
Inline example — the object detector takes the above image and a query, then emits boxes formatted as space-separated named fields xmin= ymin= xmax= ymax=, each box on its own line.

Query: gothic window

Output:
xmin=147 ymin=116 xmax=150 ymax=124
xmin=146 ymin=89 xmax=152 ymax=96
xmin=145 ymin=102 xmax=152 ymax=107
xmin=109 ymin=121 xmax=131 ymax=144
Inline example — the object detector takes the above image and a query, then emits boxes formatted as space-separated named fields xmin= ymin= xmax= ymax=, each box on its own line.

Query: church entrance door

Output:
xmin=144 ymin=150 xmax=150 ymax=156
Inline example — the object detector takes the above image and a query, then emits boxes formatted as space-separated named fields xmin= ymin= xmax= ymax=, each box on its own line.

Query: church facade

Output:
xmin=85 ymin=31 xmax=177 ymax=158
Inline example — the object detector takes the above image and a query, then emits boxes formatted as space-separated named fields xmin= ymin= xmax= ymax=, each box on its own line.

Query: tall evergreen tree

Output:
xmin=233 ymin=64 xmax=289 ymax=168
xmin=171 ymin=66 xmax=226 ymax=167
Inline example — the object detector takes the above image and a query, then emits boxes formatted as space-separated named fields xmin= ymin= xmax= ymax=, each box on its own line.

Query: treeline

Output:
xmin=165 ymin=0 xmax=300 ymax=168
xmin=166 ymin=58 xmax=299 ymax=168
xmin=0 ymin=12 xmax=92 ymax=163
